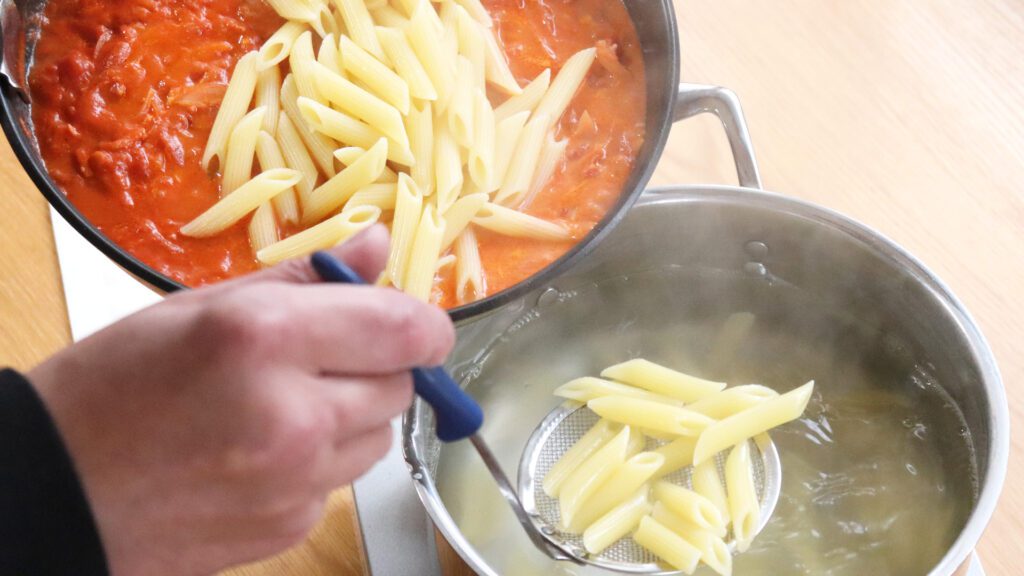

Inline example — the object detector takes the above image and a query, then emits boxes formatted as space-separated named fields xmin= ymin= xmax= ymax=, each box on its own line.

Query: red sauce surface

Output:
xmin=30 ymin=0 xmax=645 ymax=306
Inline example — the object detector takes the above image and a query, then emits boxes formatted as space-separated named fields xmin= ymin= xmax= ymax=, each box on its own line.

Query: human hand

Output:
xmin=28 ymin=225 xmax=454 ymax=576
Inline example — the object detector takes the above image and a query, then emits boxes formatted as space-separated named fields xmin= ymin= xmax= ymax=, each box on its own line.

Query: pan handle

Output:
xmin=0 ymin=0 xmax=29 ymax=102
xmin=673 ymin=83 xmax=762 ymax=190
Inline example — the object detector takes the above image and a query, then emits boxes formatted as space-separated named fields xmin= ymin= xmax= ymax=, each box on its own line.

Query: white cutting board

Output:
xmin=49 ymin=207 xmax=440 ymax=575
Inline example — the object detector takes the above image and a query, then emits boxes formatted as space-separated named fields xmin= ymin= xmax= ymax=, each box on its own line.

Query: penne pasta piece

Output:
xmin=651 ymin=504 xmax=732 ymax=575
xmin=567 ymin=451 xmax=664 ymax=532
xmin=386 ymin=174 xmax=425 ymax=288
xmin=693 ymin=381 xmax=814 ymax=465
xmin=345 ymin=182 xmax=398 ymax=210
xmin=543 ymin=419 xmax=620 ymax=498
xmin=433 ymin=121 xmax=463 ymax=212
xmin=691 ymin=458 xmax=730 ymax=526
xmin=653 ymin=481 xmax=725 ymax=534
xmin=438 ymin=1 xmax=460 ymax=70
xmin=652 ymin=437 xmax=697 ymax=480
xmin=311 ymin=61 xmax=410 ymax=150
xmin=519 ymin=133 xmax=566 ymax=209
xmin=601 ymin=359 xmax=726 ymax=403
xmin=255 ymin=131 xmax=301 ymax=224
xmin=182 ymin=169 xmax=301 ymax=237
xmin=311 ymin=2 xmax=340 ymax=38
xmin=439 ymin=192 xmax=486 ymax=250
xmin=533 ymin=47 xmax=596 ymax=132
xmin=303 ymin=138 xmax=389 ymax=224
xmin=447 ymin=56 xmax=475 ymax=147
xmin=405 ymin=101 xmax=435 ymax=195
xmin=455 ymin=7 xmax=486 ymax=89
xmin=332 ymin=0 xmax=388 ymax=62
xmin=221 ymin=106 xmax=267 ymax=196
xmin=289 ymin=31 xmax=322 ymax=100
xmin=339 ymin=35 xmax=411 ymax=114
xmin=633 ymin=516 xmax=702 ymax=574
xmin=333 ymin=147 xmax=399 ymax=182
xmin=202 ymin=52 xmax=258 ymax=172
xmin=298 ymin=97 xmax=378 ymax=150
xmin=371 ymin=4 xmax=408 ymax=27
xmin=405 ymin=0 xmax=454 ymax=108
xmin=264 ymin=0 xmax=319 ymax=22
xmin=404 ymin=204 xmax=446 ymax=301
xmin=467 ymin=90 xmax=495 ymax=190
xmin=725 ymin=442 xmax=760 ymax=552
xmin=686 ymin=385 xmax=780 ymax=420
xmin=494 ymin=69 xmax=550 ymax=122
xmin=257 ymin=205 xmax=381 ymax=265
xmin=588 ymin=396 xmax=715 ymax=437
xmin=258 ymin=21 xmax=307 ymax=71
xmin=454 ymin=227 xmax=484 ymax=303
xmin=481 ymin=25 xmax=521 ymax=95
xmin=558 ymin=425 xmax=632 ymax=527
xmin=316 ymin=33 xmax=343 ymax=74
xmin=472 ymin=202 xmax=570 ymax=241
xmin=434 ymin=253 xmax=456 ymax=273
xmin=377 ymin=26 xmax=437 ymax=101
xmin=494 ymin=113 xmax=549 ymax=206
xmin=452 ymin=0 xmax=490 ymax=27
xmin=248 ymin=202 xmax=280 ymax=257
xmin=275 ymin=111 xmax=319 ymax=210
xmin=254 ymin=65 xmax=281 ymax=135
xmin=582 ymin=487 xmax=651 ymax=555
xmin=553 ymin=376 xmax=684 ymax=406
xmin=281 ymin=75 xmax=338 ymax=177
xmin=488 ymin=111 xmax=529 ymax=192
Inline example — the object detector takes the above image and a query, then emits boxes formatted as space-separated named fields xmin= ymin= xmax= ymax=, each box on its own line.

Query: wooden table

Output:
xmin=1 ymin=0 xmax=1021 ymax=574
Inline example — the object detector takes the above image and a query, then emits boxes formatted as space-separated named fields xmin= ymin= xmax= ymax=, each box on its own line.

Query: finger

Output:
xmin=320 ymin=372 xmax=414 ymax=437
xmin=322 ymin=425 xmax=394 ymax=488
xmin=237 ymin=224 xmax=390 ymax=286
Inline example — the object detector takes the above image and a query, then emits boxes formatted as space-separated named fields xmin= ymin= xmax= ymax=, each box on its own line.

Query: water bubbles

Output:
xmin=905 ymin=463 xmax=918 ymax=476
xmin=745 ymin=240 xmax=769 ymax=259
xmin=744 ymin=262 xmax=768 ymax=277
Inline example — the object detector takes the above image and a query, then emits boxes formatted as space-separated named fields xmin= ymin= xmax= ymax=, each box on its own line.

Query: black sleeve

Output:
xmin=0 ymin=368 xmax=109 ymax=576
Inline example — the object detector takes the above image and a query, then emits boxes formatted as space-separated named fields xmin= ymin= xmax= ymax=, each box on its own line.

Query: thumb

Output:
xmin=243 ymin=224 xmax=391 ymax=285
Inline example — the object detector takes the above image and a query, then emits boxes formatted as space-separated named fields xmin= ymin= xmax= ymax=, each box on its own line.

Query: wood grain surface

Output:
xmin=1 ymin=0 xmax=1021 ymax=574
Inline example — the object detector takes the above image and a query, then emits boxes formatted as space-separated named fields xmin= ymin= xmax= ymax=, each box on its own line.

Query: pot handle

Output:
xmin=0 ymin=0 xmax=29 ymax=101
xmin=673 ymin=83 xmax=762 ymax=190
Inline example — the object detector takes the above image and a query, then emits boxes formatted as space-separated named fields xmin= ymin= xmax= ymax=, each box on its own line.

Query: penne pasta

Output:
xmin=519 ymin=133 xmax=566 ymax=209
xmin=543 ymin=419 xmax=620 ymax=498
xmin=371 ymin=4 xmax=408 ymax=27
xmin=405 ymin=101 xmax=435 ymax=195
xmin=275 ymin=111 xmax=319 ymax=210
xmin=257 ymin=21 xmax=307 ymax=71
xmin=454 ymin=228 xmax=484 ymax=303
xmin=494 ymin=69 xmax=551 ymax=122
xmin=489 ymin=111 xmax=529 ymax=192
xmin=653 ymin=481 xmax=725 ymax=534
xmin=312 ymin=61 xmax=410 ymax=150
xmin=257 ymin=205 xmax=381 ymax=265
xmin=297 ymin=97 xmax=378 ymax=151
xmin=289 ymin=31 xmax=322 ymax=100
xmin=455 ymin=7 xmax=486 ymax=89
xmin=345 ymin=182 xmax=398 ymax=210
xmin=404 ymin=204 xmax=446 ymax=301
xmin=181 ymin=169 xmax=301 ymax=237
xmin=651 ymin=436 xmax=698 ymax=479
xmin=332 ymin=0 xmax=388 ymax=62
xmin=438 ymin=1 xmax=460 ymax=77
xmin=255 ymin=131 xmax=301 ymax=224
xmin=221 ymin=106 xmax=267 ymax=196
xmin=693 ymin=381 xmax=814 ymax=465
xmin=601 ymin=359 xmax=726 ymax=403
xmin=339 ymin=34 xmax=411 ymax=114
xmin=254 ymin=65 xmax=281 ymax=135
xmin=633 ymin=516 xmax=702 ymax=574
xmin=533 ymin=47 xmax=596 ymax=132
xmin=494 ymin=113 xmax=549 ymax=206
xmin=333 ymin=147 xmax=399 ymax=182
xmin=582 ymin=487 xmax=651 ymax=555
xmin=691 ymin=458 xmax=730 ymax=526
xmin=386 ymin=174 xmax=425 ymax=288
xmin=433 ymin=121 xmax=463 ymax=212
xmin=481 ymin=25 xmax=521 ymax=95
xmin=303 ymin=138 xmax=389 ymax=224
xmin=686 ymin=385 xmax=780 ymax=420
xmin=472 ymin=202 xmax=570 ymax=241
xmin=264 ymin=0 xmax=319 ymax=23
xmin=281 ymin=75 xmax=338 ymax=177
xmin=566 ymin=451 xmax=664 ymax=532
xmin=405 ymin=0 xmax=454 ymax=108
xmin=248 ymin=202 xmax=280 ymax=257
xmin=588 ymin=396 xmax=716 ymax=437
xmin=467 ymin=90 xmax=495 ymax=190
xmin=452 ymin=0 xmax=491 ymax=27
xmin=311 ymin=2 xmax=340 ymax=38
xmin=377 ymin=26 xmax=438 ymax=101
xmin=447 ymin=56 xmax=475 ymax=147
xmin=725 ymin=442 xmax=760 ymax=552
xmin=439 ymin=192 xmax=487 ymax=250
xmin=651 ymin=504 xmax=732 ymax=576
xmin=553 ymin=376 xmax=685 ymax=406
xmin=316 ymin=33 xmax=343 ymax=74
xmin=202 ymin=51 xmax=258 ymax=172
xmin=558 ymin=425 xmax=632 ymax=528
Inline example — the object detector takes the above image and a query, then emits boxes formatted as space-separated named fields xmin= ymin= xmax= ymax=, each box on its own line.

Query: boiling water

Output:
xmin=435 ymin=269 xmax=977 ymax=576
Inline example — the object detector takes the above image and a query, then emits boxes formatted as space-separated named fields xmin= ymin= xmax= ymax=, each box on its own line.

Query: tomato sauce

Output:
xmin=30 ymin=0 xmax=645 ymax=306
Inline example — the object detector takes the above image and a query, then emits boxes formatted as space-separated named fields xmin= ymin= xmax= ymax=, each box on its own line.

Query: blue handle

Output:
xmin=310 ymin=251 xmax=484 ymax=442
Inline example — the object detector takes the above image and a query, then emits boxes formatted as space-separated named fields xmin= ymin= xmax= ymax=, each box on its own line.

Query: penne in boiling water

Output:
xmin=588 ymin=396 xmax=716 ymax=437
xmin=257 ymin=205 xmax=381 ymax=266
xmin=182 ymin=169 xmax=301 ymax=238
xmin=633 ymin=516 xmax=702 ymax=574
xmin=653 ymin=481 xmax=726 ymax=534
xmin=582 ymin=486 xmax=651 ymax=555
xmin=650 ymin=436 xmax=698 ymax=479
xmin=651 ymin=504 xmax=732 ymax=576
xmin=601 ymin=358 xmax=726 ymax=403
xmin=566 ymin=451 xmax=664 ymax=532
xmin=685 ymin=384 xmax=780 ymax=419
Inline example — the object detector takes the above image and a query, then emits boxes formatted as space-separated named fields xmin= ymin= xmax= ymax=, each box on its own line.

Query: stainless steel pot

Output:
xmin=403 ymin=96 xmax=1008 ymax=575
xmin=0 ymin=0 xmax=702 ymax=322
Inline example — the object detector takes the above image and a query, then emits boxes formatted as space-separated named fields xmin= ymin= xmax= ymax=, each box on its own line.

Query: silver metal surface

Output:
xmin=516 ymin=403 xmax=781 ymax=574
xmin=0 ymin=0 xmax=27 ymax=100
xmin=673 ymin=83 xmax=761 ymax=190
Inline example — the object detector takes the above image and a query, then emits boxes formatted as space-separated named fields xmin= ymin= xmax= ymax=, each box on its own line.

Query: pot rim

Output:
xmin=403 ymin=184 xmax=1010 ymax=576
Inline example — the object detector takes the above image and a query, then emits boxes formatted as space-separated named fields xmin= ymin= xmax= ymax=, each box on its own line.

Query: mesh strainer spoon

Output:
xmin=312 ymin=251 xmax=782 ymax=572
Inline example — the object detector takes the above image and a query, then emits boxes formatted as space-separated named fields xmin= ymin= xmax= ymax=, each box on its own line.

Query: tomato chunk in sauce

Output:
xmin=30 ymin=0 xmax=646 ymax=307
